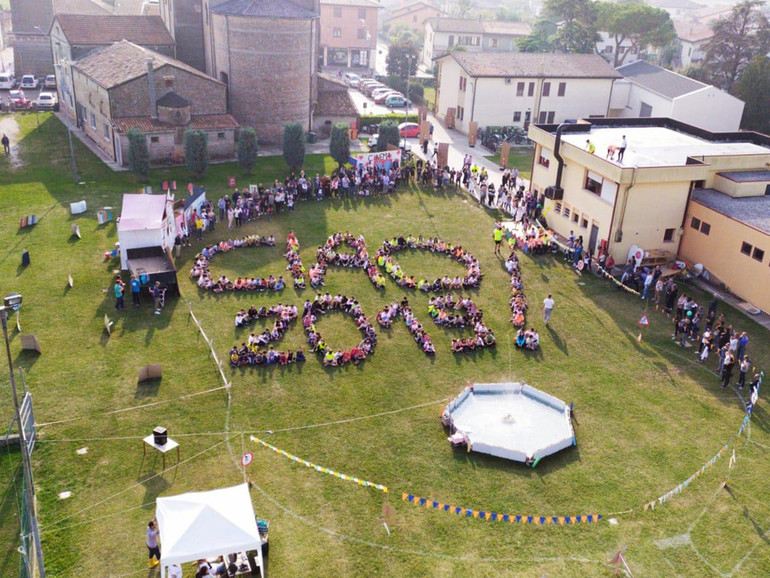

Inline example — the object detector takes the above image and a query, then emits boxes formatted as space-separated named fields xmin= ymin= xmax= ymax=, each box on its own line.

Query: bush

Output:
xmin=376 ymin=120 xmax=399 ymax=152
xmin=184 ymin=130 xmax=209 ymax=179
xmin=329 ymin=123 xmax=350 ymax=168
xmin=126 ymin=129 xmax=149 ymax=179
xmin=283 ymin=122 xmax=306 ymax=172
xmin=237 ymin=127 xmax=259 ymax=174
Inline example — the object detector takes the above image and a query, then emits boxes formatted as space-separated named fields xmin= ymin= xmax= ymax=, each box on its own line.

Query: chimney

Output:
xmin=147 ymin=58 xmax=157 ymax=119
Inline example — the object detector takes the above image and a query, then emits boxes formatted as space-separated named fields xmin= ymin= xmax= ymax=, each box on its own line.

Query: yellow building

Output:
xmin=528 ymin=118 xmax=770 ymax=312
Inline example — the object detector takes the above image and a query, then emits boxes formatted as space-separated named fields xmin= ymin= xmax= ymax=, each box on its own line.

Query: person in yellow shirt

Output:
xmin=585 ymin=139 xmax=596 ymax=154
xmin=493 ymin=226 xmax=503 ymax=255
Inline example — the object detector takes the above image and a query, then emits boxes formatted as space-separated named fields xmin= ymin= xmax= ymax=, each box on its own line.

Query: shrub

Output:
xmin=184 ymin=130 xmax=209 ymax=179
xmin=377 ymin=120 xmax=400 ymax=152
xmin=237 ymin=127 xmax=259 ymax=174
xmin=329 ymin=123 xmax=351 ymax=168
xmin=283 ymin=122 xmax=306 ymax=171
xmin=126 ymin=129 xmax=149 ymax=179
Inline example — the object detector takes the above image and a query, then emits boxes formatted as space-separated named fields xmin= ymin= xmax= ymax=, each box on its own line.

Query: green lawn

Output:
xmin=1 ymin=113 xmax=769 ymax=577
xmin=423 ymin=87 xmax=436 ymax=110
xmin=484 ymin=149 xmax=534 ymax=180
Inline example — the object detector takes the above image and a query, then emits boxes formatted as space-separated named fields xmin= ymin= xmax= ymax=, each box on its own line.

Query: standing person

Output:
xmin=152 ymin=282 xmax=163 ymax=315
xmin=642 ymin=271 xmax=654 ymax=300
xmin=114 ymin=276 xmax=125 ymax=310
xmin=1 ymin=133 xmax=9 ymax=155
xmin=737 ymin=332 xmax=749 ymax=361
xmin=721 ymin=350 xmax=735 ymax=390
xmin=543 ymin=294 xmax=555 ymax=325
xmin=130 ymin=275 xmax=141 ymax=307
xmin=493 ymin=226 xmax=503 ymax=255
xmin=617 ymin=135 xmax=627 ymax=162
xmin=146 ymin=518 xmax=160 ymax=568
xmin=738 ymin=356 xmax=751 ymax=390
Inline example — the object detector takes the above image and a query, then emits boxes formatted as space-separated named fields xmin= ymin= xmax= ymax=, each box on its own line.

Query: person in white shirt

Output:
xmin=543 ymin=294 xmax=555 ymax=325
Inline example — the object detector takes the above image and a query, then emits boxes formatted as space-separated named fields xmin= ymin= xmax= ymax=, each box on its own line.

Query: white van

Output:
xmin=0 ymin=72 xmax=16 ymax=90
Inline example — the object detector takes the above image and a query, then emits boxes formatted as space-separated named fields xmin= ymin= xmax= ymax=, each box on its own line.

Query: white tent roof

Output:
xmin=118 ymin=194 xmax=168 ymax=232
xmin=156 ymin=484 xmax=262 ymax=568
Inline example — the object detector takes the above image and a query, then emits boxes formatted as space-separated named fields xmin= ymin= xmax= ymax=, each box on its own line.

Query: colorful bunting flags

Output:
xmin=401 ymin=493 xmax=602 ymax=525
xmin=251 ymin=436 xmax=388 ymax=493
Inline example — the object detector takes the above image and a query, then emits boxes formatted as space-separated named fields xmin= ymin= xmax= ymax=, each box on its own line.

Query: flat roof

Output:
xmin=717 ymin=170 xmax=770 ymax=183
xmin=560 ymin=126 xmax=770 ymax=168
xmin=692 ymin=189 xmax=770 ymax=235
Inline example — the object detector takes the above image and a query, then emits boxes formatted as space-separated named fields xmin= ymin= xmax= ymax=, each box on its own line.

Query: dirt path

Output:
xmin=0 ymin=115 xmax=24 ymax=168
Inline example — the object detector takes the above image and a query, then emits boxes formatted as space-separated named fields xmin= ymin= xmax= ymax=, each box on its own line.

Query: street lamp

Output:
xmin=54 ymin=62 xmax=79 ymax=184
xmin=0 ymin=295 xmax=46 ymax=577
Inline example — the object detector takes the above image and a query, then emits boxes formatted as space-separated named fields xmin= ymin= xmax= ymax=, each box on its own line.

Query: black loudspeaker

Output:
xmin=153 ymin=426 xmax=168 ymax=446
xmin=544 ymin=186 xmax=564 ymax=201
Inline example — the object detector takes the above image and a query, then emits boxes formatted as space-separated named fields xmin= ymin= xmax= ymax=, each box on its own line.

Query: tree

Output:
xmin=126 ymin=129 xmax=150 ymax=180
xmin=701 ymin=0 xmax=770 ymax=91
xmin=536 ymin=0 xmax=600 ymax=53
xmin=376 ymin=120 xmax=399 ymax=152
xmin=597 ymin=2 xmax=676 ymax=67
xmin=733 ymin=55 xmax=770 ymax=134
xmin=329 ymin=123 xmax=350 ymax=169
xmin=184 ymin=130 xmax=209 ymax=179
xmin=237 ymin=127 xmax=259 ymax=174
xmin=283 ymin=122 xmax=306 ymax=171
xmin=386 ymin=38 xmax=419 ymax=78
xmin=453 ymin=0 xmax=476 ymax=18
xmin=551 ymin=19 xmax=600 ymax=53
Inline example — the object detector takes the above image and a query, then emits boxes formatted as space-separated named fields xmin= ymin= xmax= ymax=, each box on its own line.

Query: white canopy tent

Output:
xmin=117 ymin=193 xmax=176 ymax=269
xmin=156 ymin=483 xmax=264 ymax=577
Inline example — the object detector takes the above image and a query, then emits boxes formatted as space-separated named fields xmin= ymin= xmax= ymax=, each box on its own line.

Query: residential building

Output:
xmin=319 ymin=0 xmax=380 ymax=72
xmin=49 ymin=14 xmax=175 ymax=123
xmin=611 ymin=61 xmax=744 ymax=132
xmin=422 ymin=17 xmax=531 ymax=68
xmin=648 ymin=0 xmax=703 ymax=20
xmin=314 ymin=73 xmax=359 ymax=136
xmin=383 ymin=1 xmax=445 ymax=34
xmin=11 ymin=0 xmax=110 ymax=76
xmin=680 ymin=184 xmax=770 ymax=313
xmin=672 ymin=19 xmax=711 ymax=69
xmin=70 ymin=40 xmax=238 ymax=166
xmin=595 ymin=31 xmax=643 ymax=68
xmin=202 ymin=0 xmax=320 ymax=142
xmin=434 ymin=52 xmax=621 ymax=135
xmin=527 ymin=117 xmax=770 ymax=310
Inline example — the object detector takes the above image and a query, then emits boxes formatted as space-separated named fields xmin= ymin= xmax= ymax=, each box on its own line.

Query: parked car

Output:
xmin=373 ymin=90 xmax=401 ymax=104
xmin=0 ymin=72 xmax=16 ymax=90
xmin=363 ymin=83 xmax=386 ymax=97
xmin=44 ymin=75 xmax=57 ymax=89
xmin=398 ymin=122 xmax=421 ymax=138
xmin=9 ymin=90 xmax=30 ymax=108
xmin=385 ymin=95 xmax=411 ymax=108
xmin=35 ymin=91 xmax=58 ymax=110
xmin=342 ymin=72 xmax=361 ymax=88
xmin=359 ymin=79 xmax=380 ymax=92
xmin=20 ymin=75 xmax=39 ymax=89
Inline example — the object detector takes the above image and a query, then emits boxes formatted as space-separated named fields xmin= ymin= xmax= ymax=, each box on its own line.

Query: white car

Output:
xmin=20 ymin=75 xmax=39 ymax=89
xmin=0 ymin=72 xmax=16 ymax=90
xmin=44 ymin=75 xmax=56 ymax=89
xmin=36 ymin=91 xmax=58 ymax=110
xmin=342 ymin=72 xmax=361 ymax=88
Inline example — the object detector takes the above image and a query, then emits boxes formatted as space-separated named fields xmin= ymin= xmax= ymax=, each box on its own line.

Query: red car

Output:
xmin=398 ymin=122 xmax=420 ymax=138
xmin=9 ymin=90 xmax=30 ymax=108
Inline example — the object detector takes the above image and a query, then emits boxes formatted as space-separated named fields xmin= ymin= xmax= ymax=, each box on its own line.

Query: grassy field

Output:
xmin=484 ymin=149 xmax=534 ymax=181
xmin=1 ymin=113 xmax=769 ymax=577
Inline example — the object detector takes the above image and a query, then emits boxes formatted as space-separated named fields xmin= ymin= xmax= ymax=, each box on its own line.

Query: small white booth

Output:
xmin=156 ymin=483 xmax=265 ymax=577
xmin=117 ymin=193 xmax=176 ymax=270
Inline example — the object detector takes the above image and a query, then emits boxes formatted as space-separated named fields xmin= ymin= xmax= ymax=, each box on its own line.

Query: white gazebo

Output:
xmin=117 ymin=193 xmax=176 ymax=269
xmin=156 ymin=483 xmax=265 ymax=577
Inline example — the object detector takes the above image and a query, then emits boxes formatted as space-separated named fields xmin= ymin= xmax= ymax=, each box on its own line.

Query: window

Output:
xmin=700 ymin=222 xmax=710 ymax=235
xmin=470 ymin=36 xmax=480 ymax=46
xmin=217 ymin=132 xmax=225 ymax=140
xmin=103 ymin=122 xmax=109 ymax=140
xmin=459 ymin=76 xmax=467 ymax=91
xmin=513 ymin=111 xmax=521 ymax=122
xmin=358 ymin=8 xmax=366 ymax=19
xmin=489 ymin=38 xmax=498 ymax=48
xmin=741 ymin=242 xmax=753 ymax=256
xmin=542 ymin=82 xmax=550 ymax=97
xmin=516 ymin=82 xmax=524 ymax=96
xmin=333 ymin=28 xmax=342 ymax=38
xmin=604 ymin=45 xmax=613 ymax=53
xmin=572 ymin=211 xmax=580 ymax=224
xmin=528 ymin=82 xmax=534 ymax=96
xmin=584 ymin=171 xmax=602 ymax=195
xmin=448 ymin=35 xmax=454 ymax=46
xmin=554 ymin=202 xmax=562 ymax=214
xmin=753 ymin=247 xmax=765 ymax=262
xmin=640 ymin=102 xmax=653 ymax=117
xmin=558 ymin=82 xmax=566 ymax=97
xmin=547 ymin=111 xmax=555 ymax=123
xmin=90 ymin=111 xmax=96 ymax=129
xmin=333 ymin=6 xmax=341 ymax=17
xmin=663 ymin=228 xmax=675 ymax=242
xmin=150 ymin=136 xmax=159 ymax=143
xmin=504 ymin=78 xmax=512 ymax=84
xmin=581 ymin=217 xmax=589 ymax=229
xmin=538 ymin=148 xmax=550 ymax=167
xmin=357 ymin=28 xmax=367 ymax=39
xmin=690 ymin=216 xmax=701 ymax=230
xmin=563 ymin=205 xmax=571 ymax=219
xmin=457 ymin=106 xmax=464 ymax=121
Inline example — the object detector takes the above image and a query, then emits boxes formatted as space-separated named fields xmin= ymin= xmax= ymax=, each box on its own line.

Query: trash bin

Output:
xmin=307 ymin=131 xmax=317 ymax=144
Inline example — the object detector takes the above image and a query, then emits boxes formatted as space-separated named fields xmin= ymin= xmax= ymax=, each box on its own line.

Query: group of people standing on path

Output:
xmin=114 ymin=275 xmax=165 ymax=314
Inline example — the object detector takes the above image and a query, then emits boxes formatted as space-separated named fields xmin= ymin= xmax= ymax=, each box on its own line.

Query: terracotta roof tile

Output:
xmin=54 ymin=14 xmax=174 ymax=46
xmin=112 ymin=114 xmax=240 ymax=132
xmin=316 ymin=90 xmax=358 ymax=117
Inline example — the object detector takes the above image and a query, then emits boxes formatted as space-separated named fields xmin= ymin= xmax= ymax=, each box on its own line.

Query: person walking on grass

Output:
xmin=1 ymin=134 xmax=9 ymax=155
xmin=152 ymin=281 xmax=163 ymax=315
xmin=114 ymin=276 xmax=125 ymax=310
xmin=130 ymin=274 xmax=141 ymax=307
xmin=543 ymin=294 xmax=555 ymax=325
xmin=146 ymin=518 xmax=160 ymax=568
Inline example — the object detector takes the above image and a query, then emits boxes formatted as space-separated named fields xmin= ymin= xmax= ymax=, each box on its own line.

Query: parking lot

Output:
xmin=348 ymin=85 xmax=417 ymax=118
